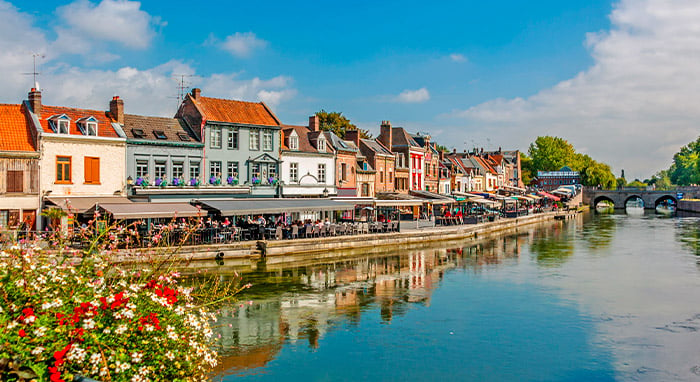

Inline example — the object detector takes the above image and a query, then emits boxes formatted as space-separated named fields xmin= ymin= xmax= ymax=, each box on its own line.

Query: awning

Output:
xmin=409 ymin=190 xmax=455 ymax=204
xmin=46 ymin=196 xmax=132 ymax=213
xmin=372 ymin=199 xmax=424 ymax=207
xmin=89 ymin=202 xmax=203 ymax=219
xmin=471 ymin=198 xmax=499 ymax=205
xmin=537 ymin=191 xmax=561 ymax=201
xmin=511 ymin=195 xmax=535 ymax=202
xmin=551 ymin=190 xmax=572 ymax=197
xmin=197 ymin=199 xmax=358 ymax=216
xmin=500 ymin=184 xmax=527 ymax=193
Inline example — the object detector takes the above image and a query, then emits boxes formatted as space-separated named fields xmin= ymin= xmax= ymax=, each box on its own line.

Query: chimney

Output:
xmin=191 ymin=88 xmax=201 ymax=99
xmin=28 ymin=88 xmax=41 ymax=116
xmin=109 ymin=96 xmax=124 ymax=125
xmin=308 ymin=115 xmax=320 ymax=132
xmin=439 ymin=150 xmax=445 ymax=161
xmin=344 ymin=129 xmax=360 ymax=146
xmin=379 ymin=120 xmax=393 ymax=152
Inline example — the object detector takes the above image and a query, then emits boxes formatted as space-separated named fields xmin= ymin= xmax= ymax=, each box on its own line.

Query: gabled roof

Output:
xmin=391 ymin=127 xmax=421 ymax=148
xmin=360 ymin=138 xmax=393 ymax=156
xmin=123 ymin=114 xmax=199 ymax=144
xmin=191 ymin=95 xmax=280 ymax=126
xmin=0 ymin=104 xmax=36 ymax=152
xmin=39 ymin=105 xmax=120 ymax=138
xmin=280 ymin=125 xmax=332 ymax=154
xmin=324 ymin=131 xmax=357 ymax=153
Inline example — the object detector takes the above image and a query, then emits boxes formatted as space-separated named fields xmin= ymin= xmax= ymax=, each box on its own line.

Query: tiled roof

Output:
xmin=360 ymin=138 xmax=393 ymax=156
xmin=324 ymin=131 xmax=357 ymax=153
xmin=0 ymin=104 xmax=35 ymax=152
xmin=281 ymin=125 xmax=314 ymax=152
xmin=39 ymin=105 xmax=119 ymax=138
xmin=193 ymin=96 xmax=280 ymax=126
xmin=392 ymin=127 xmax=420 ymax=147
xmin=123 ymin=114 xmax=199 ymax=143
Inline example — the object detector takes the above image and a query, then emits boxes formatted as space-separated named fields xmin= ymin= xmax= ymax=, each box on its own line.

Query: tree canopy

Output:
xmin=315 ymin=110 xmax=372 ymax=139
xmin=669 ymin=137 xmax=700 ymax=186
xmin=522 ymin=135 xmax=616 ymax=189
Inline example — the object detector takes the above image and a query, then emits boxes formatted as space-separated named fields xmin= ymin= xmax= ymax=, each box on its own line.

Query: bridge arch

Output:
xmin=624 ymin=195 xmax=644 ymax=208
xmin=593 ymin=196 xmax=615 ymax=208
xmin=654 ymin=195 xmax=677 ymax=207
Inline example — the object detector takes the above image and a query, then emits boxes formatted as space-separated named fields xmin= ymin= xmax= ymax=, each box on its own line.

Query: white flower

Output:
xmin=131 ymin=351 xmax=143 ymax=364
xmin=23 ymin=315 xmax=35 ymax=324
xmin=89 ymin=352 xmax=102 ymax=365
xmin=31 ymin=346 xmax=45 ymax=355
xmin=115 ymin=324 xmax=128 ymax=335
xmin=67 ymin=345 xmax=87 ymax=363
xmin=33 ymin=326 xmax=47 ymax=337
xmin=83 ymin=318 xmax=96 ymax=330
xmin=7 ymin=321 xmax=18 ymax=329
xmin=165 ymin=351 xmax=175 ymax=361
xmin=115 ymin=361 xmax=131 ymax=373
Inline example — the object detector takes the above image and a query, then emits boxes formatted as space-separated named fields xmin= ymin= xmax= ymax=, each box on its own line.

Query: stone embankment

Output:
xmin=113 ymin=211 xmax=579 ymax=264
xmin=678 ymin=199 xmax=700 ymax=213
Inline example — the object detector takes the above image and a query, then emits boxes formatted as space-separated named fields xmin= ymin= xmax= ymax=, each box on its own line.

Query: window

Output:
xmin=189 ymin=162 xmax=200 ymax=179
xmin=172 ymin=162 xmax=184 ymax=179
xmin=252 ymin=163 xmax=261 ymax=180
xmin=153 ymin=130 xmax=167 ymax=140
xmin=132 ymin=129 xmax=146 ymax=139
xmin=318 ymin=164 xmax=326 ymax=183
xmin=290 ymin=163 xmax=298 ymax=182
xmin=317 ymin=137 xmax=326 ymax=151
xmin=227 ymin=162 xmax=239 ymax=178
xmin=263 ymin=130 xmax=273 ymax=151
xmin=289 ymin=135 xmax=299 ymax=150
xmin=85 ymin=122 xmax=97 ymax=136
xmin=250 ymin=130 xmax=260 ymax=150
xmin=340 ymin=163 xmax=347 ymax=181
xmin=389 ymin=172 xmax=393 ymax=183
xmin=177 ymin=133 xmax=190 ymax=141
xmin=361 ymin=183 xmax=370 ymax=197
xmin=6 ymin=170 xmax=23 ymax=193
xmin=84 ymin=157 xmax=100 ymax=184
xmin=210 ymin=127 xmax=222 ymax=149
xmin=209 ymin=161 xmax=222 ymax=179
xmin=58 ymin=120 xmax=69 ymax=134
xmin=380 ymin=171 xmax=384 ymax=183
xmin=56 ymin=156 xmax=71 ymax=183
xmin=268 ymin=165 xmax=277 ymax=179
xmin=228 ymin=129 xmax=239 ymax=149
xmin=136 ymin=160 xmax=148 ymax=178
xmin=155 ymin=161 xmax=167 ymax=179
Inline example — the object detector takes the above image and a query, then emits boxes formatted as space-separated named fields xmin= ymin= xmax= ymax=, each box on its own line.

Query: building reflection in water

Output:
xmin=210 ymin=221 xmax=571 ymax=376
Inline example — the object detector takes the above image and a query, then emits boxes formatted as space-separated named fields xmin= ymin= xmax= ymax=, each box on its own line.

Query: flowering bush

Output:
xmin=154 ymin=178 xmax=168 ymax=187
xmin=189 ymin=178 xmax=200 ymax=187
xmin=0 ymin=222 xmax=247 ymax=381
xmin=226 ymin=176 xmax=238 ymax=186
xmin=134 ymin=178 xmax=149 ymax=188
xmin=171 ymin=178 xmax=184 ymax=187
xmin=208 ymin=176 xmax=221 ymax=186
xmin=251 ymin=177 xmax=260 ymax=185
xmin=266 ymin=177 xmax=276 ymax=185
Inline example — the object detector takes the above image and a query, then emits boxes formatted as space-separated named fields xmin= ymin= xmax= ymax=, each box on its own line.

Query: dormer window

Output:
xmin=49 ymin=115 xmax=70 ymax=134
xmin=317 ymin=137 xmax=326 ymax=152
xmin=76 ymin=117 xmax=98 ymax=136
xmin=289 ymin=131 xmax=299 ymax=150
xmin=153 ymin=130 xmax=167 ymax=140
xmin=132 ymin=129 xmax=146 ymax=138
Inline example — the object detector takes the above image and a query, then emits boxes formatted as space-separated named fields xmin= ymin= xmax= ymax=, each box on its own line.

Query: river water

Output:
xmin=211 ymin=210 xmax=700 ymax=381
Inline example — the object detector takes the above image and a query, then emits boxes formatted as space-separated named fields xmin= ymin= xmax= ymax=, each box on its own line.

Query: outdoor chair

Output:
xmin=329 ymin=225 xmax=336 ymax=236
xmin=363 ymin=223 xmax=370 ymax=234
xmin=275 ymin=226 xmax=283 ymax=240
xmin=305 ymin=225 xmax=313 ymax=238
xmin=312 ymin=226 xmax=321 ymax=237
xmin=291 ymin=225 xmax=299 ymax=239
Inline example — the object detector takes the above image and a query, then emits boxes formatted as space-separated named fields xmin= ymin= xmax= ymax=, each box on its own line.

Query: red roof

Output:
xmin=39 ymin=105 xmax=119 ymax=138
xmin=0 ymin=104 xmax=36 ymax=152
xmin=192 ymin=96 xmax=280 ymax=126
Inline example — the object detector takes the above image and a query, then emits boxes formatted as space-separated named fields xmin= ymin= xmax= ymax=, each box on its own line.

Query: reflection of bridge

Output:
xmin=583 ymin=188 xmax=700 ymax=209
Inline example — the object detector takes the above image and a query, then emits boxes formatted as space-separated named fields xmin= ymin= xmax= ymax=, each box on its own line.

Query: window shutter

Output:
xmin=6 ymin=171 xmax=23 ymax=192
xmin=93 ymin=158 xmax=100 ymax=184
xmin=84 ymin=158 xmax=92 ymax=183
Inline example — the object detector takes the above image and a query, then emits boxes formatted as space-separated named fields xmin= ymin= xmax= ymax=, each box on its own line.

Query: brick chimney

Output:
xmin=191 ymin=88 xmax=201 ymax=99
xmin=28 ymin=88 xmax=41 ymax=116
xmin=308 ymin=115 xmax=320 ymax=131
xmin=109 ymin=96 xmax=124 ymax=125
xmin=379 ymin=120 xmax=392 ymax=152
xmin=344 ymin=129 xmax=360 ymax=146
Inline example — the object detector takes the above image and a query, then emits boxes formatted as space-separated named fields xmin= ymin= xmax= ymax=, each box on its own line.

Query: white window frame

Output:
xmin=290 ymin=163 xmax=299 ymax=183
xmin=210 ymin=161 xmax=222 ymax=178
xmin=250 ymin=130 xmax=260 ymax=150
xmin=136 ymin=160 xmax=148 ymax=178
xmin=228 ymin=129 xmax=239 ymax=150
xmin=318 ymin=163 xmax=326 ymax=183
xmin=189 ymin=162 xmax=200 ymax=179
xmin=210 ymin=127 xmax=222 ymax=149
xmin=58 ymin=119 xmax=69 ymax=134
xmin=154 ymin=161 xmax=167 ymax=179
xmin=227 ymin=162 xmax=239 ymax=178
xmin=318 ymin=137 xmax=326 ymax=152
xmin=289 ymin=132 xmax=299 ymax=150
xmin=263 ymin=130 xmax=273 ymax=151
xmin=86 ymin=121 xmax=97 ymax=136
xmin=172 ymin=162 xmax=184 ymax=179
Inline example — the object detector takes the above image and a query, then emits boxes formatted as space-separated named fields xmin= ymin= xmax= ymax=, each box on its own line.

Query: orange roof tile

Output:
xmin=0 ymin=104 xmax=36 ymax=152
xmin=39 ymin=105 xmax=119 ymax=138
xmin=193 ymin=96 xmax=280 ymax=126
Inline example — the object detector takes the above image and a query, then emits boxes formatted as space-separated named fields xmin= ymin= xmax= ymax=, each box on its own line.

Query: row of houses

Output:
xmin=0 ymin=87 xmax=523 ymax=230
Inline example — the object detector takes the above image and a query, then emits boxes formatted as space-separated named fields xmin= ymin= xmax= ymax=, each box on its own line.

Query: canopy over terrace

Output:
xmin=46 ymin=196 xmax=132 ymax=214
xmin=195 ymin=199 xmax=358 ymax=216
xmin=409 ymin=190 xmax=456 ymax=205
xmin=538 ymin=191 xmax=561 ymax=201
xmin=86 ymin=202 xmax=203 ymax=219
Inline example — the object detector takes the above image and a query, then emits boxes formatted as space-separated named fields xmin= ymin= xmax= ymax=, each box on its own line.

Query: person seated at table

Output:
xmin=456 ymin=210 xmax=463 ymax=218
xmin=324 ymin=218 xmax=331 ymax=227
xmin=378 ymin=214 xmax=386 ymax=223
xmin=445 ymin=210 xmax=452 ymax=218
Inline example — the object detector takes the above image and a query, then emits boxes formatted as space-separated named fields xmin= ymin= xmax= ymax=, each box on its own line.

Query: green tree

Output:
xmin=616 ymin=177 xmax=627 ymax=190
xmin=669 ymin=137 xmax=700 ymax=185
xmin=315 ymin=110 xmax=372 ymax=139
xmin=520 ymin=153 xmax=533 ymax=185
xmin=527 ymin=136 xmax=577 ymax=172
xmin=574 ymin=155 xmax=616 ymax=189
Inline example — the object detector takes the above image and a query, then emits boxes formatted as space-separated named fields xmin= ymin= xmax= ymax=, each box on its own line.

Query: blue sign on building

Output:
xmin=677 ymin=192 xmax=684 ymax=200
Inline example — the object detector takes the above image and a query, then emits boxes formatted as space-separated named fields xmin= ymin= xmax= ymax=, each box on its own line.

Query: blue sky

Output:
xmin=2 ymin=0 xmax=699 ymax=178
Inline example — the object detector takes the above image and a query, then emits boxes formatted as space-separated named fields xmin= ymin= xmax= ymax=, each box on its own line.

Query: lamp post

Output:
xmin=322 ymin=188 xmax=329 ymax=198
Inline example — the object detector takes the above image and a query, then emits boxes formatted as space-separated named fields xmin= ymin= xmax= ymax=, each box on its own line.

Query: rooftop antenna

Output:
xmin=22 ymin=53 xmax=45 ymax=89
xmin=170 ymin=74 xmax=199 ymax=112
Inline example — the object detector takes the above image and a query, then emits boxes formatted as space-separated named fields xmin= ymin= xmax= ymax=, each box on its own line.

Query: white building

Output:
xmin=279 ymin=119 xmax=336 ymax=198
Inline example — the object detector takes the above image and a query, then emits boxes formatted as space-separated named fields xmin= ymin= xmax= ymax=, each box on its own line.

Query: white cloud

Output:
xmin=450 ymin=0 xmax=700 ymax=178
xmin=449 ymin=53 xmax=468 ymax=63
xmin=0 ymin=1 xmax=296 ymax=117
xmin=219 ymin=32 xmax=268 ymax=58
xmin=55 ymin=0 xmax=162 ymax=50
xmin=395 ymin=88 xmax=430 ymax=103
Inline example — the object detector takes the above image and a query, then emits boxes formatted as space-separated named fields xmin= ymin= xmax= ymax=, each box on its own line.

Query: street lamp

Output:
xmin=126 ymin=176 xmax=133 ymax=186
xmin=322 ymin=188 xmax=329 ymax=198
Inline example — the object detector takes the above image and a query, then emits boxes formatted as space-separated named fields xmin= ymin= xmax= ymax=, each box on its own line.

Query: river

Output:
xmin=210 ymin=210 xmax=700 ymax=381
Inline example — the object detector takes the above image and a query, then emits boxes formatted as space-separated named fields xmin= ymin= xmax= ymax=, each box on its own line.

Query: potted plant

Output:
xmin=189 ymin=178 xmax=200 ymax=187
xmin=267 ymin=176 xmax=277 ymax=185
xmin=252 ymin=176 xmax=261 ymax=185
xmin=155 ymin=178 xmax=168 ymax=188
xmin=227 ymin=176 xmax=239 ymax=185
xmin=135 ymin=176 xmax=149 ymax=188
xmin=209 ymin=175 xmax=221 ymax=186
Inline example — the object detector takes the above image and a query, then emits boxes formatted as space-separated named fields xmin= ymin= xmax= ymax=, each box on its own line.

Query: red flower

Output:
xmin=48 ymin=366 xmax=65 ymax=382
xmin=18 ymin=329 xmax=26 ymax=337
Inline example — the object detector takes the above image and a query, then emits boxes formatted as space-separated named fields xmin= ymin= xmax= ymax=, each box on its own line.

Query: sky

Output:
xmin=0 ymin=0 xmax=698 ymax=179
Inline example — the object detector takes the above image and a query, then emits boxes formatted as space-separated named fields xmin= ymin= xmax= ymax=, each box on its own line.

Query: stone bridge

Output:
xmin=582 ymin=187 xmax=700 ymax=209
